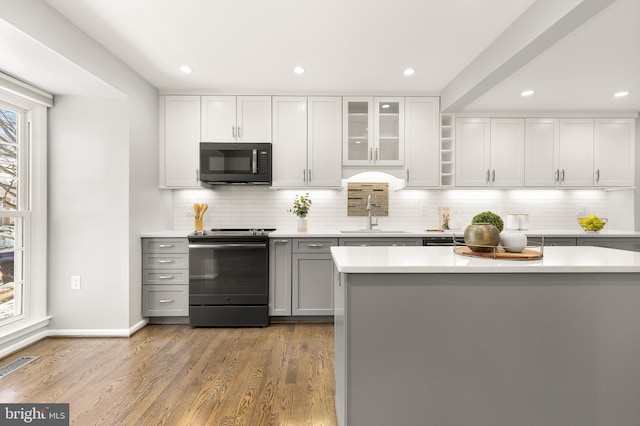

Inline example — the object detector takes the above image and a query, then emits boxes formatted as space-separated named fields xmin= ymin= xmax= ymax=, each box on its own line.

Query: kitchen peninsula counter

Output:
xmin=331 ymin=246 xmax=640 ymax=426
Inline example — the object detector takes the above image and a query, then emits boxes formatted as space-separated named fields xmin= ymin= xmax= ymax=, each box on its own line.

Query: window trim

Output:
xmin=0 ymin=72 xmax=50 ymax=349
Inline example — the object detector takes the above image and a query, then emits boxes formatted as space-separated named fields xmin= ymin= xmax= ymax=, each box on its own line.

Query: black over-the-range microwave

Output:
xmin=199 ymin=142 xmax=272 ymax=185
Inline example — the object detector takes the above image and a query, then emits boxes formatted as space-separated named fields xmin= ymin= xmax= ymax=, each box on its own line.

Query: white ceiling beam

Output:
xmin=440 ymin=0 xmax=616 ymax=113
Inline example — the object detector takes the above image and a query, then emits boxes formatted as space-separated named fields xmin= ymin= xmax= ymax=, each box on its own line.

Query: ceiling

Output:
xmin=21 ymin=0 xmax=640 ymax=112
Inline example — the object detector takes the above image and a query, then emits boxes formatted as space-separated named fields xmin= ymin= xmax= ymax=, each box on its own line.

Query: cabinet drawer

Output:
xmin=142 ymin=285 xmax=188 ymax=316
xmin=340 ymin=238 xmax=423 ymax=247
xmin=143 ymin=270 xmax=189 ymax=285
xmin=143 ymin=253 xmax=189 ymax=269
xmin=142 ymin=238 xmax=188 ymax=254
xmin=292 ymin=238 xmax=338 ymax=253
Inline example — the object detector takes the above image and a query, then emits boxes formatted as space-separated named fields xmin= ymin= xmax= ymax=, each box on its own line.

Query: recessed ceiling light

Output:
xmin=293 ymin=66 xmax=305 ymax=74
xmin=614 ymin=91 xmax=630 ymax=98
xmin=403 ymin=68 xmax=416 ymax=76
xmin=521 ymin=90 xmax=535 ymax=97
xmin=180 ymin=65 xmax=193 ymax=73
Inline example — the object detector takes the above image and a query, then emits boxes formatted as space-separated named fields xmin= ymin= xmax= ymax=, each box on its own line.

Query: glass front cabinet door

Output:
xmin=343 ymin=97 xmax=404 ymax=166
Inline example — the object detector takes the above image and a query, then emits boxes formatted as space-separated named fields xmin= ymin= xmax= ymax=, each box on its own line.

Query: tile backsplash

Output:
xmin=172 ymin=184 xmax=624 ymax=232
xmin=347 ymin=183 xmax=389 ymax=217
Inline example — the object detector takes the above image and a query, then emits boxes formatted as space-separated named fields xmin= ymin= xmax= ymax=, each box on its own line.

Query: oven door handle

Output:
xmin=189 ymin=243 xmax=267 ymax=249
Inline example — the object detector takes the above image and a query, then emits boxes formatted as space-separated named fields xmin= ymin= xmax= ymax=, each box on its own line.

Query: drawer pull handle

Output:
xmin=158 ymin=244 xmax=174 ymax=248
xmin=307 ymin=244 xmax=324 ymax=248
xmin=157 ymin=260 xmax=174 ymax=264
xmin=159 ymin=299 xmax=174 ymax=303
xmin=158 ymin=275 xmax=174 ymax=279
xmin=274 ymin=240 xmax=289 ymax=244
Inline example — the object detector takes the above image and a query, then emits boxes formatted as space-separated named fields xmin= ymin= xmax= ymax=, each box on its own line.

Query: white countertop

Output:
xmin=330 ymin=245 xmax=640 ymax=274
xmin=141 ymin=228 xmax=640 ymax=239
xmin=270 ymin=228 xmax=640 ymax=238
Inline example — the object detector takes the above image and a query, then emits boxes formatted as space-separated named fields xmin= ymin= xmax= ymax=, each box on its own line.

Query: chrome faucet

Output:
xmin=366 ymin=195 xmax=379 ymax=230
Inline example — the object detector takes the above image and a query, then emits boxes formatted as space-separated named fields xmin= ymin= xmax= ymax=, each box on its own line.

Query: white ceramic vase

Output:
xmin=297 ymin=217 xmax=308 ymax=232
xmin=500 ymin=230 xmax=527 ymax=253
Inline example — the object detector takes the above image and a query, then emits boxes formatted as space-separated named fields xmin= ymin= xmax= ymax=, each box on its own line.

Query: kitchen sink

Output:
xmin=339 ymin=230 xmax=410 ymax=234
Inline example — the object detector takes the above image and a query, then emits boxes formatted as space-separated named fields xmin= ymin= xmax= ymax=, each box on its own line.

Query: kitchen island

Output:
xmin=331 ymin=246 xmax=640 ymax=426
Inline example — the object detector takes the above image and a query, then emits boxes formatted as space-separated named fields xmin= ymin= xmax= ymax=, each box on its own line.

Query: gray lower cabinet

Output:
xmin=142 ymin=237 xmax=189 ymax=317
xmin=269 ymin=238 xmax=292 ymax=316
xmin=577 ymin=237 xmax=640 ymax=252
xmin=292 ymin=238 xmax=338 ymax=316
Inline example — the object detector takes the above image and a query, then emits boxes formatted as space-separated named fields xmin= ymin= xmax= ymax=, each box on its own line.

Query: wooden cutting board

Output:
xmin=454 ymin=246 xmax=543 ymax=260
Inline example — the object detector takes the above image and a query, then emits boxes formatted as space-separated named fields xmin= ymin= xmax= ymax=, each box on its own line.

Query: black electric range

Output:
xmin=187 ymin=228 xmax=275 ymax=327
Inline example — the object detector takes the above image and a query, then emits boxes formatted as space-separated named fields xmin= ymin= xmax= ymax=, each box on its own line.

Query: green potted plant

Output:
xmin=292 ymin=193 xmax=312 ymax=232
xmin=464 ymin=211 xmax=503 ymax=252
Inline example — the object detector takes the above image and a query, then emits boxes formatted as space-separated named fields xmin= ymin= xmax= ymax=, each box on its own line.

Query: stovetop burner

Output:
xmin=189 ymin=228 xmax=276 ymax=237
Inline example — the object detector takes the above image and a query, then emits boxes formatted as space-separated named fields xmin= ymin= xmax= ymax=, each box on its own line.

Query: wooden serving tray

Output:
xmin=454 ymin=246 xmax=543 ymax=260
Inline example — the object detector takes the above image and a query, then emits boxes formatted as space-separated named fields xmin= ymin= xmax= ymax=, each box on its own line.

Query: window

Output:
xmin=0 ymin=72 xmax=50 ymax=339
xmin=0 ymin=104 xmax=23 ymax=322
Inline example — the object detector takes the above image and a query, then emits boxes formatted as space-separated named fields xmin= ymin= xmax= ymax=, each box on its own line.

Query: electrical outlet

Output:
xmin=577 ymin=204 xmax=587 ymax=216
xmin=421 ymin=205 xmax=429 ymax=216
xmin=71 ymin=275 xmax=81 ymax=290
xmin=185 ymin=208 xmax=194 ymax=217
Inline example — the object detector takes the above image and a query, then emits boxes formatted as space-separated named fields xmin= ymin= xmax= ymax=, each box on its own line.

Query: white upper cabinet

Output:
xmin=160 ymin=95 xmax=201 ymax=188
xmin=455 ymin=118 xmax=490 ymax=186
xmin=272 ymin=96 xmax=342 ymax=188
xmin=490 ymin=118 xmax=525 ymax=186
xmin=525 ymin=118 xmax=560 ymax=186
xmin=404 ymin=97 xmax=440 ymax=187
xmin=307 ymin=97 xmax=343 ymax=187
xmin=343 ymin=97 xmax=404 ymax=166
xmin=594 ymin=118 xmax=635 ymax=187
xmin=455 ymin=118 xmax=524 ymax=186
xmin=272 ymin=97 xmax=307 ymax=187
xmin=201 ymin=95 xmax=271 ymax=142
xmin=557 ymin=118 xmax=594 ymax=186
xmin=525 ymin=118 xmax=593 ymax=187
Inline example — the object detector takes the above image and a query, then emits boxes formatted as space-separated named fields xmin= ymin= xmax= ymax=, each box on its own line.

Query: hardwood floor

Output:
xmin=0 ymin=323 xmax=337 ymax=426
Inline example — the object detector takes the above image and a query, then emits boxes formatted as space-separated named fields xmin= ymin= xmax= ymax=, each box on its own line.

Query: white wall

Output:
xmin=172 ymin=184 xmax=623 ymax=233
xmin=0 ymin=0 xmax=171 ymax=335
xmin=48 ymin=96 xmax=131 ymax=330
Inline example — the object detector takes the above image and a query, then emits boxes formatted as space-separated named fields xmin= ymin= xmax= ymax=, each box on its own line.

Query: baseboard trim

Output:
xmin=48 ymin=322 xmax=149 ymax=338
xmin=129 ymin=319 xmax=149 ymax=336
xmin=0 ymin=329 xmax=49 ymax=359
xmin=0 ymin=319 xmax=151 ymax=359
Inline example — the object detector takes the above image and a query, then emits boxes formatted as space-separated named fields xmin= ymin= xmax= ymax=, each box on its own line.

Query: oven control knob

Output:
xmin=225 ymin=297 xmax=232 ymax=303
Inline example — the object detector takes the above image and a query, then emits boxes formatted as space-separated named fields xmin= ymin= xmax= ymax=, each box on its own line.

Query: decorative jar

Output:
xmin=500 ymin=230 xmax=527 ymax=253
xmin=464 ymin=223 xmax=500 ymax=252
